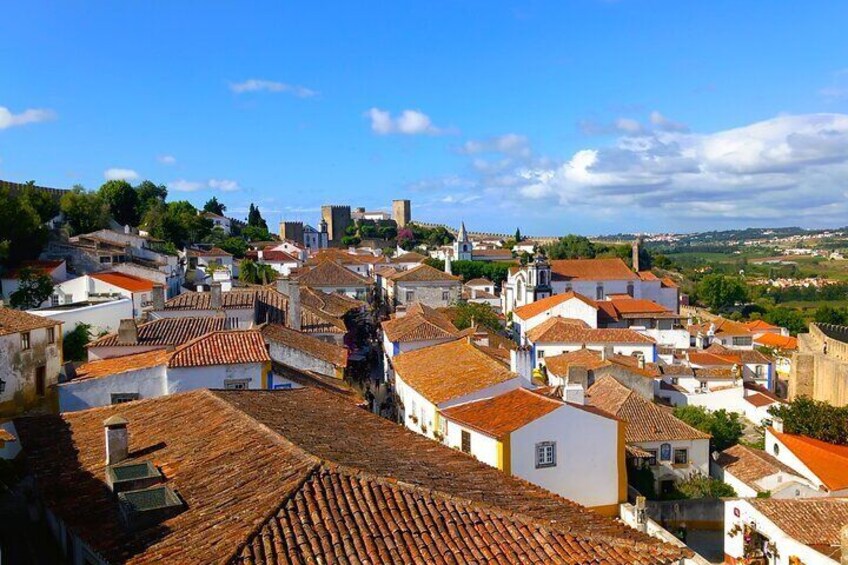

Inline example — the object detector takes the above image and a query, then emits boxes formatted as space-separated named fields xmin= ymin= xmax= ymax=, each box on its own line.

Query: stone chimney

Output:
xmin=210 ymin=282 xmax=222 ymax=309
xmin=445 ymin=253 xmax=453 ymax=276
xmin=117 ymin=319 xmax=138 ymax=345
xmin=288 ymin=280 xmax=302 ymax=331
xmin=104 ymin=415 xmax=129 ymax=465
xmin=772 ymin=416 xmax=784 ymax=434
xmin=151 ymin=284 xmax=165 ymax=310
xmin=510 ymin=346 xmax=534 ymax=383
xmin=600 ymin=345 xmax=614 ymax=361
xmin=637 ymin=355 xmax=646 ymax=370
xmin=562 ymin=365 xmax=588 ymax=405
xmin=632 ymin=237 xmax=642 ymax=272
xmin=276 ymin=277 xmax=291 ymax=296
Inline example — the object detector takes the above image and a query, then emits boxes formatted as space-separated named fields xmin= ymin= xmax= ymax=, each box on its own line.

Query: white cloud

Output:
xmin=208 ymin=178 xmax=240 ymax=192
xmin=0 ymin=106 xmax=56 ymax=129
xmin=230 ymin=79 xmax=317 ymax=98
xmin=446 ymin=112 xmax=848 ymax=227
xmin=366 ymin=108 xmax=449 ymax=135
xmin=157 ymin=155 xmax=176 ymax=165
xmin=104 ymin=168 xmax=139 ymax=181
xmin=460 ymin=134 xmax=531 ymax=157
xmin=170 ymin=179 xmax=204 ymax=192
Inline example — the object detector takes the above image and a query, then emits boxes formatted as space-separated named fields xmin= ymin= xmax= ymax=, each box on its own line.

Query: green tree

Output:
xmin=814 ymin=305 xmax=847 ymax=326
xmin=60 ymin=186 xmax=110 ymax=235
xmin=769 ymin=397 xmax=848 ymax=445
xmin=673 ymin=406 xmax=743 ymax=452
xmin=99 ymin=180 xmax=140 ymax=226
xmin=9 ymin=267 xmax=54 ymax=309
xmin=63 ymin=323 xmax=92 ymax=362
xmin=695 ymin=274 xmax=748 ymax=312
xmin=764 ymin=307 xmax=808 ymax=336
xmin=242 ymin=224 xmax=273 ymax=242
xmin=142 ymin=201 xmax=212 ymax=248
xmin=452 ymin=301 xmax=502 ymax=333
xmin=238 ymin=259 xmax=277 ymax=285
xmin=514 ymin=227 xmax=522 ymax=242
xmin=135 ymin=180 xmax=168 ymax=217
xmin=545 ymin=235 xmax=596 ymax=260
xmin=247 ymin=203 xmax=268 ymax=230
xmin=20 ymin=184 xmax=60 ymax=223
xmin=203 ymin=196 xmax=227 ymax=215
xmin=673 ymin=474 xmax=737 ymax=499
xmin=0 ymin=188 xmax=49 ymax=263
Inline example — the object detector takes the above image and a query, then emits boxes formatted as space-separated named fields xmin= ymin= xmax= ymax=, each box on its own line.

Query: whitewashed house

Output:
xmin=713 ymin=443 xmax=821 ymax=499
xmin=764 ymin=423 xmax=848 ymax=496
xmin=525 ymin=317 xmax=657 ymax=367
xmin=440 ymin=387 xmax=626 ymax=516
xmin=59 ymin=330 xmax=271 ymax=412
xmin=51 ymin=272 xmax=155 ymax=318
xmin=0 ymin=260 xmax=67 ymax=303
xmin=381 ymin=302 xmax=461 ymax=382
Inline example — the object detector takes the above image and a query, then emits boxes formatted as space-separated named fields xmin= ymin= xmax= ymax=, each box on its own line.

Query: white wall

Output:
xmin=267 ymin=341 xmax=336 ymax=378
xmin=517 ymin=298 xmax=598 ymax=340
xmin=765 ymin=428 xmax=835 ymax=493
xmin=87 ymin=344 xmax=163 ymax=361
xmin=511 ymin=404 xmax=620 ymax=508
xmin=724 ymin=500 xmax=838 ymax=565
xmin=59 ymin=365 xmax=167 ymax=412
xmin=535 ymin=342 xmax=655 ymax=364
xmin=167 ymin=362 xmax=264 ymax=392
xmin=31 ymin=298 xmax=133 ymax=337
xmin=637 ymin=438 xmax=710 ymax=486
xmin=445 ymin=422 xmax=500 ymax=467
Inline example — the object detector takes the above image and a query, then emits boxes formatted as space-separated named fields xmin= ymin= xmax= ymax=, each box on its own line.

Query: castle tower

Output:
xmin=530 ymin=251 xmax=552 ymax=301
xmin=320 ymin=205 xmax=352 ymax=244
xmin=392 ymin=199 xmax=411 ymax=228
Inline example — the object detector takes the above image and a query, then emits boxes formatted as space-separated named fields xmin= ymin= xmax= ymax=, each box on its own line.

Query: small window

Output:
xmin=442 ymin=290 xmax=449 ymax=301
xmin=539 ymin=271 xmax=547 ymax=286
xmin=536 ymin=441 xmax=557 ymax=468
xmin=51 ymin=295 xmax=60 ymax=307
xmin=755 ymin=365 xmax=764 ymax=377
xmin=99 ymin=256 xmax=112 ymax=264
xmin=596 ymin=285 xmax=604 ymax=300
xmin=47 ymin=327 xmax=56 ymax=344
xmin=673 ymin=448 xmax=688 ymax=465
xmin=21 ymin=332 xmax=31 ymax=350
xmin=645 ymin=449 xmax=658 ymax=466
xmin=224 ymin=379 xmax=250 ymax=390
xmin=111 ymin=393 xmax=140 ymax=404
xmin=537 ymin=350 xmax=545 ymax=358
xmin=773 ymin=443 xmax=780 ymax=456
xmin=461 ymin=430 xmax=471 ymax=454
xmin=405 ymin=290 xmax=415 ymax=302
xmin=660 ymin=443 xmax=672 ymax=461
xmin=671 ymin=377 xmax=679 ymax=385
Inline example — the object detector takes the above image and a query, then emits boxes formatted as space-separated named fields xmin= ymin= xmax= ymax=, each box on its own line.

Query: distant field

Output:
xmin=781 ymin=300 xmax=848 ymax=312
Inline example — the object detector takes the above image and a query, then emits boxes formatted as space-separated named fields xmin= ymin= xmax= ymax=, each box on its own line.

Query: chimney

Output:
xmin=637 ymin=355 xmax=646 ymax=370
xmin=601 ymin=345 xmax=614 ymax=361
xmin=772 ymin=416 xmax=784 ymax=434
xmin=632 ymin=237 xmax=641 ymax=272
xmin=510 ymin=346 xmax=533 ymax=383
xmin=563 ymin=365 xmax=588 ymax=405
xmin=117 ymin=319 xmax=138 ymax=345
xmin=210 ymin=282 xmax=222 ymax=309
xmin=104 ymin=415 xmax=129 ymax=465
xmin=471 ymin=287 xmax=478 ymax=299
xmin=151 ymin=284 xmax=165 ymax=310
xmin=288 ymin=280 xmax=302 ymax=331
xmin=276 ymin=277 xmax=291 ymax=296
xmin=445 ymin=253 xmax=453 ymax=276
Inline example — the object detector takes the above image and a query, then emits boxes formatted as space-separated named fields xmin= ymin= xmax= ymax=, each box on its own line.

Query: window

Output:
xmin=224 ymin=379 xmax=250 ymax=390
xmin=627 ymin=282 xmax=634 ymax=297
xmin=671 ymin=377 xmax=679 ymax=385
xmin=659 ymin=443 xmax=672 ymax=461
xmin=596 ymin=285 xmax=604 ymax=300
xmin=99 ymin=256 xmax=112 ymax=264
xmin=442 ymin=290 xmax=449 ymax=301
xmin=536 ymin=441 xmax=557 ymax=468
xmin=645 ymin=449 xmax=658 ymax=466
xmin=565 ymin=284 xmax=572 ymax=292
xmin=111 ymin=393 xmax=140 ymax=404
xmin=539 ymin=271 xmax=547 ymax=286
xmin=773 ymin=443 xmax=780 ymax=456
xmin=35 ymin=366 xmax=46 ymax=397
xmin=47 ymin=327 xmax=56 ymax=344
xmin=755 ymin=365 xmax=764 ymax=377
xmin=461 ymin=430 xmax=471 ymax=453
xmin=537 ymin=350 xmax=545 ymax=358
xmin=405 ymin=290 xmax=415 ymax=302
xmin=673 ymin=448 xmax=688 ymax=465
xmin=733 ymin=336 xmax=753 ymax=347
xmin=51 ymin=295 xmax=60 ymax=307
xmin=21 ymin=332 xmax=31 ymax=350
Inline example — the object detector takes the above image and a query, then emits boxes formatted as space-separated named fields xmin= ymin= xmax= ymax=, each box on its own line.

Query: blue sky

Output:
xmin=3 ymin=1 xmax=848 ymax=236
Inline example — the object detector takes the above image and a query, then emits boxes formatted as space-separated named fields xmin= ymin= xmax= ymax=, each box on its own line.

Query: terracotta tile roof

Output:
xmin=689 ymin=317 xmax=752 ymax=337
xmin=748 ymin=498 xmax=848 ymax=558
xmin=770 ymin=428 xmax=848 ymax=491
xmin=755 ymin=333 xmax=798 ymax=350
xmin=259 ymin=246 xmax=299 ymax=262
xmin=16 ymin=388 xmax=686 ymax=564
xmin=472 ymin=248 xmax=514 ymax=258
xmin=393 ymin=339 xmax=517 ymax=405
xmin=160 ymin=289 xmax=258 ymax=310
xmin=527 ymin=317 xmax=656 ymax=344
xmin=513 ymin=291 xmax=597 ymax=321
xmin=88 ymin=317 xmax=227 ymax=348
xmin=550 ymin=258 xmax=639 ymax=281
xmin=441 ymin=389 xmax=566 ymax=438
xmin=75 ymin=349 xmax=170 ymax=381
xmin=465 ymin=277 xmax=494 ymax=286
xmin=587 ymin=376 xmax=710 ymax=443
xmin=300 ymin=285 xmax=364 ymax=318
xmin=262 ymin=323 xmax=348 ymax=368
xmin=716 ymin=444 xmax=800 ymax=491
xmin=544 ymin=348 xmax=659 ymax=379
xmin=168 ymin=330 xmax=270 ymax=368
xmin=0 ymin=307 xmax=62 ymax=337
xmin=392 ymin=251 xmax=428 ymax=262
xmin=2 ymin=259 xmax=64 ymax=279
xmin=745 ymin=392 xmax=777 ymax=408
xmin=605 ymin=297 xmax=670 ymax=315
xmin=637 ymin=271 xmax=659 ymax=281
xmin=660 ymin=277 xmax=677 ymax=288
xmin=294 ymin=260 xmax=372 ymax=287
xmin=309 ymin=248 xmax=379 ymax=266
xmin=744 ymin=319 xmax=780 ymax=332
xmin=381 ymin=302 xmax=460 ymax=342
xmin=689 ymin=346 xmax=772 ymax=367
xmin=387 ymin=263 xmax=461 ymax=282
xmin=185 ymin=246 xmax=232 ymax=257
xmin=90 ymin=271 xmax=155 ymax=292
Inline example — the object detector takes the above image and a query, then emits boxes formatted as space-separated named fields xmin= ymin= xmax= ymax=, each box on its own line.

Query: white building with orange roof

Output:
xmin=391 ymin=338 xmax=527 ymax=441
xmin=512 ymin=291 xmax=600 ymax=340
xmin=689 ymin=317 xmax=755 ymax=350
xmin=440 ymin=387 xmax=627 ymax=515
xmin=0 ymin=259 xmax=68 ymax=303
xmin=51 ymin=271 xmax=156 ymax=317
xmin=765 ymin=423 xmax=848 ymax=497
xmin=59 ymin=329 xmax=271 ymax=412
xmin=525 ymin=317 xmax=657 ymax=367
